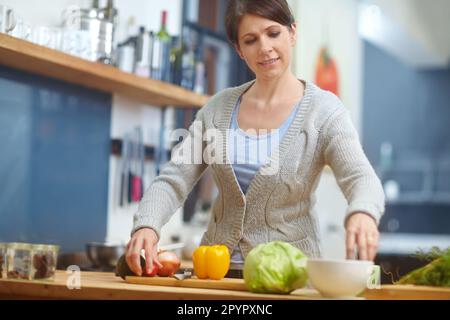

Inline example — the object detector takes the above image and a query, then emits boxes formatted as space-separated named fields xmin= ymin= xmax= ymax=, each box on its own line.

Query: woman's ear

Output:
xmin=234 ymin=44 xmax=244 ymax=59
xmin=290 ymin=22 xmax=298 ymax=47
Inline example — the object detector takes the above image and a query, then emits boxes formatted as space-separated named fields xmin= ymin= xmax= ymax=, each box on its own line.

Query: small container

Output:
xmin=31 ymin=244 xmax=59 ymax=281
xmin=6 ymin=243 xmax=33 ymax=280
xmin=0 ymin=242 xmax=6 ymax=279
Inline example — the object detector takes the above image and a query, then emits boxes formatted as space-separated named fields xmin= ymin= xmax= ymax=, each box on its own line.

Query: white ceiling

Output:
xmin=360 ymin=0 xmax=450 ymax=68
xmin=411 ymin=0 xmax=450 ymax=59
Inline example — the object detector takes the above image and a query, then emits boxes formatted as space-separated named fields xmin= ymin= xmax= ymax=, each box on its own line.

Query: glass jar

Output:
xmin=31 ymin=244 xmax=59 ymax=281
xmin=0 ymin=242 xmax=6 ymax=279
xmin=6 ymin=243 xmax=33 ymax=280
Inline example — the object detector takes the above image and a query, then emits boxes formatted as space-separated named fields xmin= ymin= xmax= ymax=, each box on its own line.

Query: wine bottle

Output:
xmin=148 ymin=31 xmax=155 ymax=79
xmin=151 ymin=11 xmax=172 ymax=82
xmin=169 ymin=36 xmax=183 ymax=85
xmin=181 ymin=42 xmax=196 ymax=90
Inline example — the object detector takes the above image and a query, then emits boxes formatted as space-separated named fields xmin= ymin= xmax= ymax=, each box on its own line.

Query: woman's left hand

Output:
xmin=345 ymin=213 xmax=380 ymax=261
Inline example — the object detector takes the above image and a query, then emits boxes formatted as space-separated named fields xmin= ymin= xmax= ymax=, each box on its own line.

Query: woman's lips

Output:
xmin=258 ymin=57 xmax=280 ymax=67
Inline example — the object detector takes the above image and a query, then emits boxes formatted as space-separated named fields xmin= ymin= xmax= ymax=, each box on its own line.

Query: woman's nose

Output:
xmin=258 ymin=37 xmax=273 ymax=54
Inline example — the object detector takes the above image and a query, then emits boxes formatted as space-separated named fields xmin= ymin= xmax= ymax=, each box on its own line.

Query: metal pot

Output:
xmin=86 ymin=242 xmax=125 ymax=269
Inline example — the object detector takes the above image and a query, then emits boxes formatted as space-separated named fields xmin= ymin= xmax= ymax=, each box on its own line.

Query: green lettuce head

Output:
xmin=243 ymin=241 xmax=308 ymax=294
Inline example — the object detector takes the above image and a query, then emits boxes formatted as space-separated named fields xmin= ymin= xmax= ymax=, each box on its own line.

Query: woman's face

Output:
xmin=236 ymin=14 xmax=296 ymax=80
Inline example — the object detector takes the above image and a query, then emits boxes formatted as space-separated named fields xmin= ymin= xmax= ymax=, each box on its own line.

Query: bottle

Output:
xmin=151 ymin=11 xmax=172 ymax=82
xmin=117 ymin=37 xmax=136 ymax=73
xmin=148 ymin=31 xmax=155 ymax=78
xmin=157 ymin=11 xmax=170 ymax=49
xmin=181 ymin=42 xmax=196 ymax=90
xmin=134 ymin=26 xmax=151 ymax=78
xmin=194 ymin=61 xmax=206 ymax=94
xmin=169 ymin=36 xmax=183 ymax=85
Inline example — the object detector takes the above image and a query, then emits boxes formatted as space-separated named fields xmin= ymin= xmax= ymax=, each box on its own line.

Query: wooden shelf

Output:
xmin=0 ymin=33 xmax=209 ymax=108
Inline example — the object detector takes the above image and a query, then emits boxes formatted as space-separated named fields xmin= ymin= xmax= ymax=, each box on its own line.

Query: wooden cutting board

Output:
xmin=124 ymin=276 xmax=369 ymax=299
xmin=125 ymin=276 xmax=248 ymax=292
xmin=365 ymin=285 xmax=450 ymax=300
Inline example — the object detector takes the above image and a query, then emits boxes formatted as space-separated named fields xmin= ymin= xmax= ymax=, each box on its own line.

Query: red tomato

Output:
xmin=142 ymin=262 xmax=159 ymax=277
xmin=157 ymin=251 xmax=180 ymax=277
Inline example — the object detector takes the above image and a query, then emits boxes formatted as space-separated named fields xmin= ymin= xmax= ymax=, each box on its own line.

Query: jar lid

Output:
xmin=32 ymin=244 xmax=60 ymax=252
xmin=31 ymin=244 xmax=47 ymax=251
xmin=7 ymin=242 xmax=33 ymax=250
xmin=43 ymin=244 xmax=60 ymax=252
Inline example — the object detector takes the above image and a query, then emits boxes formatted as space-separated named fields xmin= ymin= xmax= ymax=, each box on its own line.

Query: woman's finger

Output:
xmin=367 ymin=233 xmax=379 ymax=261
xmin=357 ymin=231 xmax=368 ymax=261
xmin=346 ymin=228 xmax=357 ymax=260
xmin=143 ymin=239 xmax=154 ymax=274
xmin=125 ymin=239 xmax=134 ymax=269
xmin=127 ymin=237 xmax=144 ymax=276
xmin=153 ymin=245 xmax=163 ymax=268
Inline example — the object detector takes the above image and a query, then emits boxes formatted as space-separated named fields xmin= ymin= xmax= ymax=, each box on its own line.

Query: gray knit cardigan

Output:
xmin=132 ymin=80 xmax=385 ymax=259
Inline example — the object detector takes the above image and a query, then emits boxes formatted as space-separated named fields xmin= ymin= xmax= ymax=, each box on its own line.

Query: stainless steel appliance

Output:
xmin=78 ymin=7 xmax=117 ymax=64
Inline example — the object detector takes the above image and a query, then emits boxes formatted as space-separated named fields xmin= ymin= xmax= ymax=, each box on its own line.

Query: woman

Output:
xmin=126 ymin=0 xmax=385 ymax=276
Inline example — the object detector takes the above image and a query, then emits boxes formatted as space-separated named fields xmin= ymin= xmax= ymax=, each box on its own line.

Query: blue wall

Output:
xmin=362 ymin=41 xmax=450 ymax=234
xmin=363 ymin=41 xmax=450 ymax=165
xmin=0 ymin=66 xmax=111 ymax=252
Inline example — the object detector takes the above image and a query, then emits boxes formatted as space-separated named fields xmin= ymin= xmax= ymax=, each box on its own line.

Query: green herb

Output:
xmin=396 ymin=247 xmax=450 ymax=287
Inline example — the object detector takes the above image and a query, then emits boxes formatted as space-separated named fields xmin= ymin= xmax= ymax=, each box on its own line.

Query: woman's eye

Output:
xmin=243 ymin=32 xmax=279 ymax=45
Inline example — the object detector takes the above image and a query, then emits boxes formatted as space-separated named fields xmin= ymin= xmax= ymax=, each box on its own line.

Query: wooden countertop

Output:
xmin=1 ymin=271 xmax=448 ymax=300
xmin=0 ymin=33 xmax=209 ymax=108
xmin=0 ymin=271 xmax=328 ymax=300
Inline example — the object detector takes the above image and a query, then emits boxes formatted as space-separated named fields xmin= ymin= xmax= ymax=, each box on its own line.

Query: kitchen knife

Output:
xmin=174 ymin=268 xmax=193 ymax=280
xmin=131 ymin=127 xmax=143 ymax=202
xmin=127 ymin=129 xmax=135 ymax=204
xmin=119 ymin=133 xmax=130 ymax=207
xmin=139 ymin=126 xmax=145 ymax=199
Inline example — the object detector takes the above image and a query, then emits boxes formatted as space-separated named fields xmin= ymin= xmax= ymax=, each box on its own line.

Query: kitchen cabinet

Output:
xmin=0 ymin=64 xmax=111 ymax=252
xmin=363 ymin=40 xmax=450 ymax=241
xmin=181 ymin=0 xmax=254 ymax=93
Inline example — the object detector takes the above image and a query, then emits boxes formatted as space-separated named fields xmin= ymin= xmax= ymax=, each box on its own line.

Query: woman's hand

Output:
xmin=126 ymin=228 xmax=162 ymax=276
xmin=345 ymin=213 xmax=380 ymax=261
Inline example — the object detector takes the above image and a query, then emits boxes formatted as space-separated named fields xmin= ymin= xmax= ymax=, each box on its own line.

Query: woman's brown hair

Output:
xmin=225 ymin=0 xmax=295 ymax=46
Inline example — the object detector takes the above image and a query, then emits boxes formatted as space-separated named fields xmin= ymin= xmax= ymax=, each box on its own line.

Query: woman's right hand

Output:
xmin=126 ymin=228 xmax=163 ymax=276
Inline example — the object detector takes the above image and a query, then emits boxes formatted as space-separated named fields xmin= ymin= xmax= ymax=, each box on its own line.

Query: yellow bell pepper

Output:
xmin=192 ymin=246 xmax=209 ymax=279
xmin=192 ymin=245 xmax=230 ymax=280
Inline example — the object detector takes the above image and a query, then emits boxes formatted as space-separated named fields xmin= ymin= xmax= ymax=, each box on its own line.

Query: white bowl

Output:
xmin=307 ymin=259 xmax=374 ymax=298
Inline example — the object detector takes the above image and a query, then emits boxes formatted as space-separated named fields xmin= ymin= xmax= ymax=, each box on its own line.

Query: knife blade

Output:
xmin=119 ymin=133 xmax=130 ymax=207
xmin=174 ymin=268 xmax=193 ymax=280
